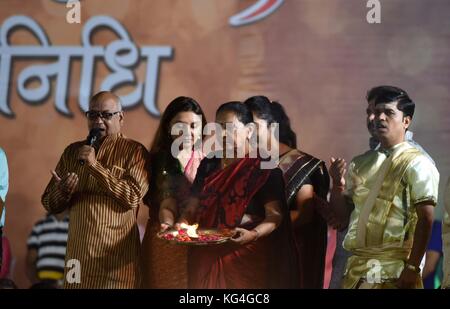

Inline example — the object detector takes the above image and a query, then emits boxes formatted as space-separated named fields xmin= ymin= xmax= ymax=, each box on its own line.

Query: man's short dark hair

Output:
xmin=366 ymin=85 xmax=415 ymax=119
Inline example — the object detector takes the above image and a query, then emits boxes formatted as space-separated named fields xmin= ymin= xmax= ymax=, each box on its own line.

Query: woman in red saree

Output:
xmin=141 ymin=96 xmax=206 ymax=288
xmin=178 ymin=101 xmax=299 ymax=289
xmin=245 ymin=96 xmax=330 ymax=288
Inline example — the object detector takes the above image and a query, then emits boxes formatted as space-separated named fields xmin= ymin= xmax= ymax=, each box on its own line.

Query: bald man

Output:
xmin=42 ymin=91 xmax=149 ymax=288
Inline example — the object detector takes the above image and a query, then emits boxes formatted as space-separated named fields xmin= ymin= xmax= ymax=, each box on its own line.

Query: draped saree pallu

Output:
xmin=188 ymin=157 xmax=299 ymax=289
xmin=278 ymin=150 xmax=330 ymax=289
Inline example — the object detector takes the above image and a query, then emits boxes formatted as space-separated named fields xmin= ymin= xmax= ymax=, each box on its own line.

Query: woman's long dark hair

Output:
xmin=150 ymin=96 xmax=207 ymax=154
xmin=244 ymin=96 xmax=297 ymax=148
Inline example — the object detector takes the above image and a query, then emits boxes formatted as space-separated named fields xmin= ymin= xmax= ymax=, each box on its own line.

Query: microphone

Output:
xmin=80 ymin=128 xmax=104 ymax=165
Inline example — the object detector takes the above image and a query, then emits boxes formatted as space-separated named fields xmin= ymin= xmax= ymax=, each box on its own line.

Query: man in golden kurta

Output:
xmin=42 ymin=91 xmax=149 ymax=288
xmin=332 ymin=86 xmax=439 ymax=289
xmin=442 ymin=177 xmax=450 ymax=288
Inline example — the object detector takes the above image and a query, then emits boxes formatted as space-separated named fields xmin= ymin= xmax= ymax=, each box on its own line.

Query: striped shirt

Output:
xmin=27 ymin=215 xmax=69 ymax=280
xmin=41 ymin=133 xmax=149 ymax=289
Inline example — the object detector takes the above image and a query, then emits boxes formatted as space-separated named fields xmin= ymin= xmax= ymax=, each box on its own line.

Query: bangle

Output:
xmin=252 ymin=229 xmax=260 ymax=241
xmin=404 ymin=262 xmax=421 ymax=274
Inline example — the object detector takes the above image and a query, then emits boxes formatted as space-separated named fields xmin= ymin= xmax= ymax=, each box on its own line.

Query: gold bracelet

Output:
xmin=252 ymin=229 xmax=260 ymax=241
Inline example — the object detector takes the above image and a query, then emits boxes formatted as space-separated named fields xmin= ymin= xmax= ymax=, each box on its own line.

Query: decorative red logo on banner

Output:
xmin=229 ymin=0 xmax=284 ymax=27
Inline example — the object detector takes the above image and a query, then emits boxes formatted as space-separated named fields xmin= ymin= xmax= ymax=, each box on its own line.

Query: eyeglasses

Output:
xmin=85 ymin=110 xmax=121 ymax=120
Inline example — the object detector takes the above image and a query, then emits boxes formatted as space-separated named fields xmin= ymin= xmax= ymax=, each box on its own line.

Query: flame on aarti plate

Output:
xmin=180 ymin=223 xmax=199 ymax=238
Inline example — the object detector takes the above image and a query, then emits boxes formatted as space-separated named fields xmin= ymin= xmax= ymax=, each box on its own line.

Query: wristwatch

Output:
xmin=404 ymin=262 xmax=421 ymax=274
